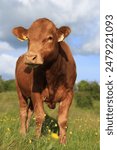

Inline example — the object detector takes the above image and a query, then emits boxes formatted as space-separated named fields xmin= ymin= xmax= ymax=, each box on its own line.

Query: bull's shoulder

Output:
xmin=16 ymin=54 xmax=25 ymax=66
xmin=59 ymin=41 xmax=74 ymax=63
xmin=15 ymin=54 xmax=26 ymax=73
xmin=59 ymin=42 xmax=76 ymax=86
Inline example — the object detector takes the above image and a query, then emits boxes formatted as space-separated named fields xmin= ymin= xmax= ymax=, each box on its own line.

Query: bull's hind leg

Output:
xmin=58 ymin=91 xmax=73 ymax=144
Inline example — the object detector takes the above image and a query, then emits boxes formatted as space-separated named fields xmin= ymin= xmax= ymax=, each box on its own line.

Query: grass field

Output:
xmin=0 ymin=91 xmax=100 ymax=150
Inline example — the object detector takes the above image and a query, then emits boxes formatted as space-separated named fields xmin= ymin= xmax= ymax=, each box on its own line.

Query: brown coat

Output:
xmin=12 ymin=18 xmax=76 ymax=144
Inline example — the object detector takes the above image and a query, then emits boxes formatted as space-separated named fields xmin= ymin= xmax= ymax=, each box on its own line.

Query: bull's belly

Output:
xmin=42 ymin=85 xmax=67 ymax=109
xmin=43 ymin=85 xmax=67 ymax=102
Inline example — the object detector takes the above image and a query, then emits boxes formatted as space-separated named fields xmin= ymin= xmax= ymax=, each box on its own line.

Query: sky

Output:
xmin=0 ymin=0 xmax=100 ymax=82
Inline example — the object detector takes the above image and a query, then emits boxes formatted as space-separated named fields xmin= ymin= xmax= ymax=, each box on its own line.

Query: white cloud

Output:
xmin=80 ymin=34 xmax=100 ymax=55
xmin=0 ymin=41 xmax=15 ymax=52
xmin=0 ymin=0 xmax=99 ymax=54
xmin=0 ymin=54 xmax=17 ymax=78
xmin=18 ymin=0 xmax=35 ymax=6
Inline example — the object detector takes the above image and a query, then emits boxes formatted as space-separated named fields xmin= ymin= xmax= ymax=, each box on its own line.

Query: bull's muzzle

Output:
xmin=25 ymin=52 xmax=43 ymax=65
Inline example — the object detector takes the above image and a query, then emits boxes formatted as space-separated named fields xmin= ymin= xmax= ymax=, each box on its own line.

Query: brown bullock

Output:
xmin=12 ymin=18 xmax=76 ymax=144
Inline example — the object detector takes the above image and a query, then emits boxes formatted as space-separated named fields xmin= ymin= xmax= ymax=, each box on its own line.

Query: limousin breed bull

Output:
xmin=12 ymin=18 xmax=76 ymax=144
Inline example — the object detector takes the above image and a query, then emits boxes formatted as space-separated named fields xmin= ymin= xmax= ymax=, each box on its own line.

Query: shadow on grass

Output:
xmin=29 ymin=114 xmax=59 ymax=136
xmin=42 ymin=114 xmax=59 ymax=135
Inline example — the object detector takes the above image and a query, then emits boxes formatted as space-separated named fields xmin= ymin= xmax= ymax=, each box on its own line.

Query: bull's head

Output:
xmin=12 ymin=18 xmax=71 ymax=67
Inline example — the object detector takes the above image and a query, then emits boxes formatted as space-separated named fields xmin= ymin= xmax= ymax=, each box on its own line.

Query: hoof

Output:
xmin=19 ymin=129 xmax=26 ymax=136
xmin=59 ymin=135 xmax=66 ymax=144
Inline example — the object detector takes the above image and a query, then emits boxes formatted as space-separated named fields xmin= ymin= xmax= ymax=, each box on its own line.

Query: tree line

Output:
xmin=0 ymin=76 xmax=100 ymax=108
xmin=0 ymin=76 xmax=16 ymax=92
xmin=74 ymin=80 xmax=100 ymax=108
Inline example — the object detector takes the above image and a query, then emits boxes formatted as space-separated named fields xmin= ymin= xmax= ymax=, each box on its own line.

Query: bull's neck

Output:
xmin=45 ymin=45 xmax=64 ymax=95
xmin=46 ymin=52 xmax=62 ymax=82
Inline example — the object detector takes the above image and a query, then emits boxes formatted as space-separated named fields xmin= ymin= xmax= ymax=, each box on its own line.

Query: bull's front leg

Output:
xmin=32 ymin=93 xmax=45 ymax=138
xmin=26 ymin=101 xmax=33 ymax=132
xmin=58 ymin=91 xmax=73 ymax=144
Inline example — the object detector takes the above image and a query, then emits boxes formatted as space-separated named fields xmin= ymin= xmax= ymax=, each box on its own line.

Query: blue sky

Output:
xmin=74 ymin=55 xmax=100 ymax=82
xmin=0 ymin=0 xmax=100 ymax=82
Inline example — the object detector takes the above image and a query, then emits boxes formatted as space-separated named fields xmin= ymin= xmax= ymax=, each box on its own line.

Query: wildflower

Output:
xmin=55 ymin=123 xmax=57 ymax=127
xmin=29 ymin=139 xmax=32 ymax=144
xmin=95 ymin=132 xmax=98 ymax=136
xmin=69 ymin=131 xmax=72 ymax=135
xmin=79 ymin=125 xmax=82 ymax=128
xmin=7 ymin=128 xmax=10 ymax=132
xmin=48 ymin=129 xmax=51 ymax=133
xmin=51 ymin=133 xmax=59 ymax=139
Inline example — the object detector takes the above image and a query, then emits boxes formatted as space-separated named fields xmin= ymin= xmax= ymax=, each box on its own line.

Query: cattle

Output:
xmin=12 ymin=18 xmax=76 ymax=144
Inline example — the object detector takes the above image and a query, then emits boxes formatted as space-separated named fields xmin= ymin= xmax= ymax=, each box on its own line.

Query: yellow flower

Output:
xmin=79 ymin=125 xmax=82 ymax=128
xmin=55 ymin=123 xmax=57 ymax=127
xmin=48 ymin=129 xmax=51 ymax=133
xmin=95 ymin=132 xmax=98 ymax=136
xmin=7 ymin=128 xmax=10 ymax=132
xmin=69 ymin=131 xmax=72 ymax=135
xmin=51 ymin=133 xmax=59 ymax=139
xmin=29 ymin=139 xmax=32 ymax=144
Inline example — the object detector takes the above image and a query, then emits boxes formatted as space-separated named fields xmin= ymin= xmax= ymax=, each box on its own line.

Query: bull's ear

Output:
xmin=12 ymin=26 xmax=28 ymax=41
xmin=57 ymin=26 xmax=71 ymax=42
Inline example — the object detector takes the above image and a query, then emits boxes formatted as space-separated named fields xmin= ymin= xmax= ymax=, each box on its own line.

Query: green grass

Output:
xmin=0 ymin=91 xmax=100 ymax=150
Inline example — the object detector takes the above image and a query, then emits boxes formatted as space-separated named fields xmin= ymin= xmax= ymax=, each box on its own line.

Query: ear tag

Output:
xmin=17 ymin=38 xmax=24 ymax=42
xmin=22 ymin=35 xmax=28 ymax=40
xmin=58 ymin=34 xmax=64 ymax=42
xmin=17 ymin=35 xmax=28 ymax=41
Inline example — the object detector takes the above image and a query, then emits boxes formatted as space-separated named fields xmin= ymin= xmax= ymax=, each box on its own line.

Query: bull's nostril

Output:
xmin=25 ymin=54 xmax=43 ymax=65
xmin=32 ymin=56 xmax=37 ymax=60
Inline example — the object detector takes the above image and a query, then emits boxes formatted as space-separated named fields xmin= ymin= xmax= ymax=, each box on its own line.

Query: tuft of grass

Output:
xmin=0 ymin=91 xmax=100 ymax=150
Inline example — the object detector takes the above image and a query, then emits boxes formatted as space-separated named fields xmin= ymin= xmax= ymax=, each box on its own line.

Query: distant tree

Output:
xmin=4 ymin=80 xmax=16 ymax=91
xmin=77 ymin=80 xmax=91 ymax=91
xmin=74 ymin=83 xmax=78 ymax=92
xmin=0 ymin=76 xmax=16 ymax=92
xmin=90 ymin=81 xmax=100 ymax=100
xmin=0 ymin=76 xmax=4 ymax=92
xmin=75 ymin=80 xmax=100 ymax=108
xmin=75 ymin=91 xmax=93 ymax=108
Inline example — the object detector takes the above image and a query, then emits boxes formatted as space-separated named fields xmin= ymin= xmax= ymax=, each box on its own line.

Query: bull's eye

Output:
xmin=48 ymin=36 xmax=53 ymax=41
